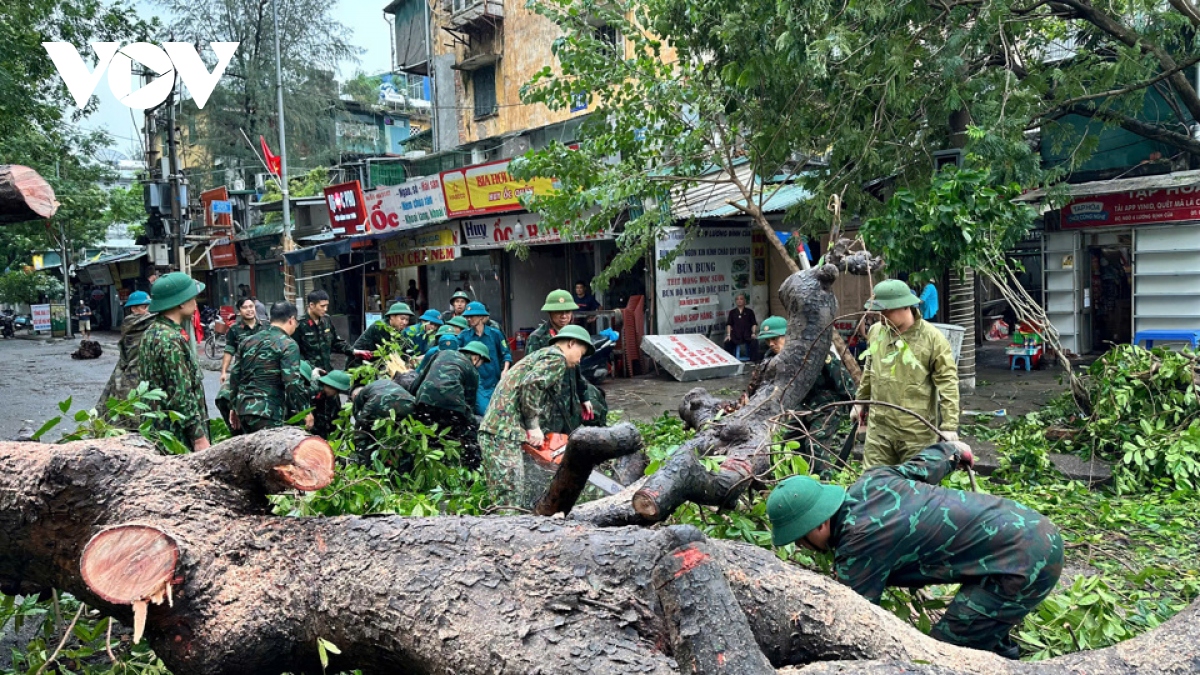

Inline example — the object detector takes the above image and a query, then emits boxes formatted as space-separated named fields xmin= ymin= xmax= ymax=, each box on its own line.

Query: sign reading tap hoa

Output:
xmin=1062 ymin=184 xmax=1200 ymax=229
xmin=364 ymin=177 xmax=448 ymax=234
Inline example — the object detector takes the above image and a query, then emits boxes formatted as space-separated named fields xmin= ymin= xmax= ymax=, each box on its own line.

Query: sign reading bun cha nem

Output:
xmin=440 ymin=159 xmax=557 ymax=218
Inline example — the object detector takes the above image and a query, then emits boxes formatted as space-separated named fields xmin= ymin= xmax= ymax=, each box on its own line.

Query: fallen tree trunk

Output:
xmin=3 ymin=429 xmax=1196 ymax=674
xmin=0 ymin=165 xmax=59 ymax=224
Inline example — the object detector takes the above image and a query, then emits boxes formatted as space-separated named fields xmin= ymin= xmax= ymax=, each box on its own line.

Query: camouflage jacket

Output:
xmin=410 ymin=349 xmax=479 ymax=419
xmin=459 ymin=325 xmax=512 ymax=390
xmin=354 ymin=321 xmax=417 ymax=358
xmin=228 ymin=325 xmax=310 ymax=425
xmin=139 ymin=315 xmax=208 ymax=449
xmin=98 ymin=312 xmax=157 ymax=413
xmin=293 ymin=314 xmax=353 ymax=371
xmin=480 ymin=348 xmax=567 ymax=441
xmin=223 ymin=318 xmax=264 ymax=357
xmin=526 ymin=322 xmax=588 ymax=434
xmin=830 ymin=443 xmax=1063 ymax=603
xmin=310 ymin=389 xmax=343 ymax=438
xmin=353 ymin=379 xmax=417 ymax=449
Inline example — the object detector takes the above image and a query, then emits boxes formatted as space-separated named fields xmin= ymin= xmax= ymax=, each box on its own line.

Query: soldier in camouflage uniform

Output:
xmin=351 ymin=377 xmax=418 ymax=469
xmin=353 ymin=301 xmax=418 ymax=364
xmin=97 ymin=291 xmax=155 ymax=421
xmin=410 ymin=340 xmax=489 ymax=469
xmin=293 ymin=290 xmax=354 ymax=372
xmin=140 ymin=273 xmax=210 ymax=452
xmin=767 ymin=442 xmax=1063 ymax=659
xmin=227 ymin=302 xmax=312 ymax=434
xmin=525 ymin=290 xmax=609 ymax=434
xmin=309 ymin=370 xmax=351 ymax=438
xmin=744 ymin=316 xmax=855 ymax=474
xmin=479 ymin=325 xmax=593 ymax=507
xmin=215 ymin=298 xmax=266 ymax=432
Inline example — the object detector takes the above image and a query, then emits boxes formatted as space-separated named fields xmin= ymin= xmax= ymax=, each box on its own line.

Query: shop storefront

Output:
xmin=653 ymin=225 xmax=768 ymax=340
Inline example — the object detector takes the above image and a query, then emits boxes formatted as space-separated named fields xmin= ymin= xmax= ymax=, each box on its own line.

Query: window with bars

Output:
xmin=473 ymin=65 xmax=497 ymax=118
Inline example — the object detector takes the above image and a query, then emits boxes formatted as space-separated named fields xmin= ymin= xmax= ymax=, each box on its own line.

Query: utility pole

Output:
xmin=272 ymin=0 xmax=296 ymax=303
xmin=167 ymin=86 xmax=185 ymax=275
xmin=54 ymin=160 xmax=72 ymax=339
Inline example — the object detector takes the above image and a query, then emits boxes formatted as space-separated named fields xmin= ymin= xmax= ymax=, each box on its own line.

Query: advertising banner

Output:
xmin=50 ymin=304 xmax=67 ymax=337
xmin=364 ymin=177 xmax=448 ymax=234
xmin=31 ymin=304 xmax=51 ymax=332
xmin=459 ymin=212 xmax=614 ymax=249
xmin=381 ymin=227 xmax=460 ymax=268
xmin=1062 ymin=184 xmax=1200 ymax=228
xmin=654 ymin=227 xmax=754 ymax=335
xmin=201 ymin=187 xmax=233 ymax=231
xmin=323 ymin=180 xmax=368 ymax=235
xmin=211 ymin=240 xmax=238 ymax=268
xmin=440 ymin=159 xmax=556 ymax=218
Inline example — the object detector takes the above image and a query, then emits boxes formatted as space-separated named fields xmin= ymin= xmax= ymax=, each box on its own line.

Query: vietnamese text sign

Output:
xmin=381 ymin=228 xmax=460 ymax=268
xmin=201 ymin=186 xmax=232 ymax=232
xmin=211 ymin=241 xmax=238 ymax=268
xmin=31 ymin=304 xmax=51 ymax=332
xmin=459 ymin=212 xmax=615 ymax=249
xmin=324 ymin=180 xmax=368 ymax=235
xmin=211 ymin=199 xmax=232 ymax=214
xmin=440 ymin=159 xmax=557 ymax=218
xmin=655 ymin=227 xmax=754 ymax=335
xmin=1062 ymin=184 xmax=1200 ymax=228
xmin=641 ymin=334 xmax=743 ymax=382
xmin=364 ymin=177 xmax=448 ymax=234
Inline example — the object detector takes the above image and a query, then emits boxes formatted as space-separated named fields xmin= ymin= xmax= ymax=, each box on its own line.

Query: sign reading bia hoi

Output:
xmin=1062 ymin=184 xmax=1200 ymax=229
xmin=323 ymin=181 xmax=367 ymax=236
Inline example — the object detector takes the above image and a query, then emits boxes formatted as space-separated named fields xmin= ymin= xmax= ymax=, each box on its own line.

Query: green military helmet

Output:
xmin=541 ymin=289 xmax=580 ymax=313
xmin=549 ymin=324 xmax=595 ymax=356
xmin=319 ymin=370 xmax=353 ymax=392
xmin=448 ymin=316 xmax=469 ymax=330
xmin=434 ymin=325 xmax=456 ymax=337
xmin=865 ymin=279 xmax=920 ymax=311
xmin=148 ymin=272 xmax=205 ymax=312
xmin=767 ymin=475 xmax=847 ymax=546
xmin=460 ymin=341 xmax=492 ymax=362
xmin=385 ymin=301 xmax=416 ymax=317
xmin=299 ymin=360 xmax=314 ymax=381
xmin=758 ymin=316 xmax=788 ymax=340
xmin=451 ymin=290 xmax=472 ymax=302
xmin=462 ymin=301 xmax=489 ymax=317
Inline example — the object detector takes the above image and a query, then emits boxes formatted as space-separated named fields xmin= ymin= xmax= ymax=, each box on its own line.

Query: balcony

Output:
xmin=445 ymin=0 xmax=503 ymax=32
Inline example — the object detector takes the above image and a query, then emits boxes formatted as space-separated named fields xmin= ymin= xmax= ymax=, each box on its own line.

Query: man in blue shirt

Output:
xmin=458 ymin=301 xmax=512 ymax=414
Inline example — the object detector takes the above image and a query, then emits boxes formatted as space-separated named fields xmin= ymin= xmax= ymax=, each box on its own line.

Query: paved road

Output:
xmin=0 ymin=333 xmax=222 ymax=442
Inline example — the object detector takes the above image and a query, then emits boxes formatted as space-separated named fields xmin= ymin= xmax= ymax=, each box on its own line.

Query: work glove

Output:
xmin=582 ymin=401 xmax=595 ymax=421
xmin=526 ymin=427 xmax=545 ymax=448
xmin=940 ymin=430 xmax=960 ymax=443
xmin=353 ymin=350 xmax=374 ymax=360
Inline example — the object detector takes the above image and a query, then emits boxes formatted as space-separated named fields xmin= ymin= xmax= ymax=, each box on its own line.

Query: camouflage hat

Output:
xmin=758 ymin=316 xmax=788 ymax=340
xmin=148 ymin=272 xmax=204 ymax=312
xmin=460 ymin=341 xmax=492 ymax=362
xmin=448 ymin=316 xmax=469 ymax=330
xmin=385 ymin=302 xmax=416 ymax=317
xmin=541 ymin=289 xmax=580 ymax=313
xmin=549 ymin=324 xmax=594 ymax=356
xmin=767 ymin=475 xmax=846 ymax=547
xmin=865 ymin=279 xmax=920 ymax=311
xmin=451 ymin=290 xmax=472 ymax=302
xmin=318 ymin=370 xmax=352 ymax=392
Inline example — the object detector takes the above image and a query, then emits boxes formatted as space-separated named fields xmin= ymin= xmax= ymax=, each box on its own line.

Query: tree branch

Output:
xmin=1066 ymin=104 xmax=1200 ymax=156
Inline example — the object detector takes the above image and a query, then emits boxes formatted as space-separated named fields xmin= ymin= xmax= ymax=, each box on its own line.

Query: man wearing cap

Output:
xmin=97 ymin=290 xmax=156 ymax=418
xmin=767 ymin=442 xmax=1063 ymax=659
xmin=458 ymin=301 xmax=512 ymax=414
xmin=478 ymin=324 xmax=593 ymax=507
xmin=441 ymin=289 xmax=473 ymax=323
xmin=227 ymin=302 xmax=312 ymax=434
xmin=139 ymin=272 xmax=210 ymax=452
xmin=354 ymin=301 xmax=418 ymax=362
xmin=410 ymin=340 xmax=490 ymax=469
xmin=308 ymin=370 xmax=352 ymax=438
xmin=404 ymin=309 xmax=444 ymax=355
xmin=855 ymin=278 xmax=959 ymax=467
xmin=293 ymin=290 xmax=354 ymax=372
xmin=526 ymin=289 xmax=603 ymax=433
xmin=351 ymin=377 xmax=418 ymax=468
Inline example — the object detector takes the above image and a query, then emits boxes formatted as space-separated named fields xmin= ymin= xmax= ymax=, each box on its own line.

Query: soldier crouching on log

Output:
xmin=767 ymin=442 xmax=1063 ymax=660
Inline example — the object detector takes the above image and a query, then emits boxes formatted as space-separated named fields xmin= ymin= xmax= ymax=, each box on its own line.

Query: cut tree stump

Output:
xmin=0 ymin=165 xmax=59 ymax=224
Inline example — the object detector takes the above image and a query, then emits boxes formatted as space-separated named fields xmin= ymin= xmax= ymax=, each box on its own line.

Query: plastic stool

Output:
xmin=1011 ymin=355 xmax=1031 ymax=371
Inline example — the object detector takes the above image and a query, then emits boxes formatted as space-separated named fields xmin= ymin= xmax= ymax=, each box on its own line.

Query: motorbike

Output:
xmin=12 ymin=314 xmax=32 ymax=331
xmin=580 ymin=328 xmax=619 ymax=385
xmin=0 ymin=314 xmax=14 ymax=339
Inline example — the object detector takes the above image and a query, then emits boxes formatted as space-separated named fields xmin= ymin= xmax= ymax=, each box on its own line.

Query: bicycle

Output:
xmin=204 ymin=319 xmax=228 ymax=359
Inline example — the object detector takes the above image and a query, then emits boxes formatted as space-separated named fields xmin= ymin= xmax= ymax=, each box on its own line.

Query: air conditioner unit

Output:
xmin=471 ymin=147 xmax=487 ymax=164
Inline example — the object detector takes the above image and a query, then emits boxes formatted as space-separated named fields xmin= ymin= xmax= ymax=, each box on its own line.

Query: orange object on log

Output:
xmin=522 ymin=433 xmax=570 ymax=467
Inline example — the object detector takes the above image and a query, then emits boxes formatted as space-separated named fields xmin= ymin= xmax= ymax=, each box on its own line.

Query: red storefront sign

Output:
xmin=323 ymin=180 xmax=368 ymax=235
xmin=211 ymin=242 xmax=238 ymax=268
xmin=1062 ymin=184 xmax=1200 ymax=229
xmin=201 ymin=187 xmax=232 ymax=230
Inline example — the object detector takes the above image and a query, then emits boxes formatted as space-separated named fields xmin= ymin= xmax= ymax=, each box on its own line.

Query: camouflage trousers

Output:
xmin=930 ymin=529 xmax=1064 ymax=657
xmin=215 ymin=385 xmax=241 ymax=437
xmin=479 ymin=431 xmax=556 ymax=509
xmin=239 ymin=414 xmax=282 ymax=434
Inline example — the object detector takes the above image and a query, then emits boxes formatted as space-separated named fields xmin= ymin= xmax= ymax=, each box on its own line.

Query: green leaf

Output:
xmin=58 ymin=397 xmax=72 ymax=414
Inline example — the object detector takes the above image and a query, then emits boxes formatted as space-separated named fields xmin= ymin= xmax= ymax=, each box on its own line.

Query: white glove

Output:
xmin=941 ymin=431 xmax=960 ymax=443
xmin=526 ymin=428 xmax=545 ymax=448
xmin=850 ymin=404 xmax=863 ymax=425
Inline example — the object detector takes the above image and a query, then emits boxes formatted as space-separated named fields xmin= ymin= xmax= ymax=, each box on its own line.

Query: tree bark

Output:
xmin=0 ymin=430 xmax=1198 ymax=674
xmin=533 ymin=422 xmax=643 ymax=516
xmin=0 ymin=165 xmax=59 ymax=224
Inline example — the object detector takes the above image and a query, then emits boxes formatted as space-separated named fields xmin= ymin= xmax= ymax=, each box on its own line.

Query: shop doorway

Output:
xmin=1088 ymin=244 xmax=1132 ymax=348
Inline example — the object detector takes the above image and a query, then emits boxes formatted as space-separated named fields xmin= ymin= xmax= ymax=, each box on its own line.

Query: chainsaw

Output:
xmin=522 ymin=433 xmax=625 ymax=495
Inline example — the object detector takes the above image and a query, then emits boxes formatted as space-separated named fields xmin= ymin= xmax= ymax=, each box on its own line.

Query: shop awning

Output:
xmin=695 ymin=182 xmax=812 ymax=219
xmin=235 ymin=221 xmax=284 ymax=241
xmin=1016 ymin=169 xmax=1200 ymax=203
xmin=283 ymin=237 xmax=356 ymax=265
xmin=76 ymin=249 xmax=145 ymax=268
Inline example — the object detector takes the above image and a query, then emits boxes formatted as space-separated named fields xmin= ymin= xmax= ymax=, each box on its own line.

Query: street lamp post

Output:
xmin=272 ymin=0 xmax=296 ymax=303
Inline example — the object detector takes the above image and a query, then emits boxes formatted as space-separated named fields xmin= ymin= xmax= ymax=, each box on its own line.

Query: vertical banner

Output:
xmin=655 ymin=227 xmax=753 ymax=336
xmin=31 ymin=304 xmax=52 ymax=332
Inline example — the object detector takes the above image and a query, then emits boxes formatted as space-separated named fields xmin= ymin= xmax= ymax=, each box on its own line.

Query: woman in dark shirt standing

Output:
xmin=724 ymin=292 xmax=757 ymax=361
